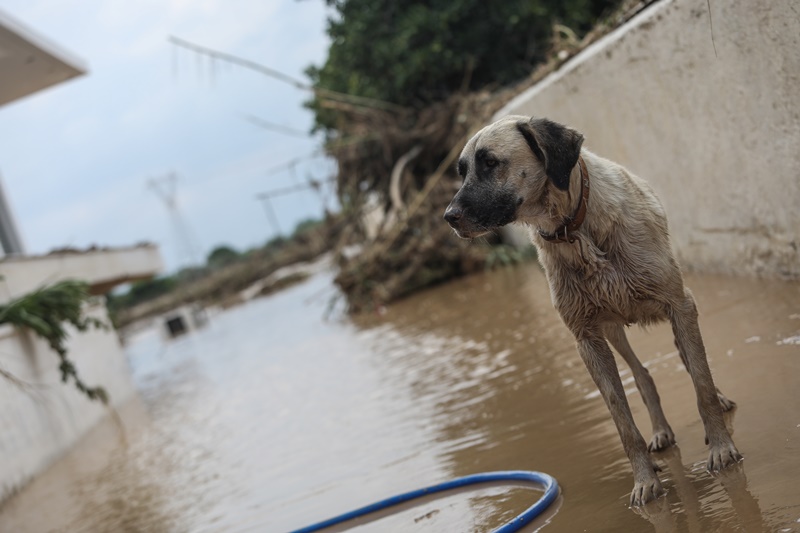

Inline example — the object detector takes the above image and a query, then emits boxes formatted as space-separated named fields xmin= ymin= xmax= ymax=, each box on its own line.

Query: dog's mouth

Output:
xmin=450 ymin=226 xmax=492 ymax=239
xmin=447 ymin=216 xmax=514 ymax=239
xmin=445 ymin=196 xmax=521 ymax=239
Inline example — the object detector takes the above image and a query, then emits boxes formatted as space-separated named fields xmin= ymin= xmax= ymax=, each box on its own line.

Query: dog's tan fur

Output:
xmin=445 ymin=115 xmax=742 ymax=506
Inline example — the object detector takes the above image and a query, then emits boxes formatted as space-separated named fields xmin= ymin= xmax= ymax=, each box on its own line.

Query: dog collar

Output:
xmin=539 ymin=156 xmax=589 ymax=244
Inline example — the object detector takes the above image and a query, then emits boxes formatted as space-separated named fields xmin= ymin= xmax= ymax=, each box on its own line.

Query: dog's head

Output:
xmin=444 ymin=115 xmax=584 ymax=238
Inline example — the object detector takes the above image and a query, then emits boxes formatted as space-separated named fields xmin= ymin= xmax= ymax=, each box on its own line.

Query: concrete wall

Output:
xmin=0 ymin=246 xmax=161 ymax=499
xmin=0 ymin=244 xmax=163 ymax=301
xmin=497 ymin=0 xmax=800 ymax=278
xmin=0 ymin=303 xmax=136 ymax=500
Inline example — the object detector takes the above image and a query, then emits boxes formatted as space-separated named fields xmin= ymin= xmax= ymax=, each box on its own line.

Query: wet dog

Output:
xmin=444 ymin=115 xmax=741 ymax=506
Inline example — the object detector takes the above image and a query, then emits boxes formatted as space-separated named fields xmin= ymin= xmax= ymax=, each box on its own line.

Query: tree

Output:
xmin=307 ymin=0 xmax=621 ymax=132
xmin=207 ymin=245 xmax=241 ymax=269
xmin=127 ymin=276 xmax=177 ymax=303
xmin=264 ymin=235 xmax=288 ymax=253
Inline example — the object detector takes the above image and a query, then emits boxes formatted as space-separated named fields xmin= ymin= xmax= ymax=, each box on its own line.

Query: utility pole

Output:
xmin=148 ymin=172 xmax=201 ymax=268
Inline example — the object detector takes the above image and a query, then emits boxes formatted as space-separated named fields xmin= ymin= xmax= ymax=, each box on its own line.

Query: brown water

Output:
xmin=0 ymin=264 xmax=798 ymax=532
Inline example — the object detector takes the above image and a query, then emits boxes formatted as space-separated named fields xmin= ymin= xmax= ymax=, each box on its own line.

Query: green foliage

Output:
xmin=108 ymin=224 xmax=328 ymax=316
xmin=128 ymin=276 xmax=177 ymax=302
xmin=0 ymin=280 xmax=108 ymax=403
xmin=107 ymin=276 xmax=177 ymax=316
xmin=207 ymin=245 xmax=241 ymax=269
xmin=176 ymin=265 xmax=208 ymax=282
xmin=307 ymin=0 xmax=621 ymax=131
xmin=264 ymin=235 xmax=288 ymax=253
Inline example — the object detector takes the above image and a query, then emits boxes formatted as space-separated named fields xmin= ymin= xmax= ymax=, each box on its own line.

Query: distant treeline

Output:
xmin=107 ymin=217 xmax=325 ymax=314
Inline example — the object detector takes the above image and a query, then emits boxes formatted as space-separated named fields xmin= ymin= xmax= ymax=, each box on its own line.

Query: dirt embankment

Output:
xmin=115 ymin=221 xmax=342 ymax=328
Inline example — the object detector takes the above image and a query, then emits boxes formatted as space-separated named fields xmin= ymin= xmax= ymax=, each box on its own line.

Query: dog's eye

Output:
xmin=485 ymin=158 xmax=498 ymax=168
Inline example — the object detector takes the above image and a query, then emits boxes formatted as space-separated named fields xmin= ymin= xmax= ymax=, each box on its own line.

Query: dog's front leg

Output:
xmin=668 ymin=289 xmax=742 ymax=471
xmin=576 ymin=332 xmax=665 ymax=506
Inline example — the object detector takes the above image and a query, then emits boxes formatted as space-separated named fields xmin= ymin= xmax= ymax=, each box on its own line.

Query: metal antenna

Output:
xmin=148 ymin=172 xmax=201 ymax=268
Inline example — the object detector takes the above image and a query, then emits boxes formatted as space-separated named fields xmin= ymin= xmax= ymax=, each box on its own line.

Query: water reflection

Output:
xmin=353 ymin=265 xmax=798 ymax=532
xmin=634 ymin=446 xmax=768 ymax=533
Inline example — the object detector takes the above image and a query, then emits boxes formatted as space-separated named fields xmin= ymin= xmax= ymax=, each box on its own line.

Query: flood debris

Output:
xmin=328 ymin=0 xmax=656 ymax=313
xmin=166 ymin=0 xmax=658 ymax=315
xmin=330 ymin=90 xmax=509 ymax=313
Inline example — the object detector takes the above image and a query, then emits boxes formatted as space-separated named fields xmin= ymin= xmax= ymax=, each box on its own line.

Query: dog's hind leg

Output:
xmin=576 ymin=330 xmax=664 ymax=506
xmin=605 ymin=324 xmax=676 ymax=452
xmin=668 ymin=288 xmax=742 ymax=471
xmin=673 ymin=339 xmax=736 ymax=412
xmin=716 ymin=388 xmax=736 ymax=411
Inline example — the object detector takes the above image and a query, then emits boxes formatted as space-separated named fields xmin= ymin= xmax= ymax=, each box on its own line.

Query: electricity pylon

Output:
xmin=148 ymin=172 xmax=201 ymax=268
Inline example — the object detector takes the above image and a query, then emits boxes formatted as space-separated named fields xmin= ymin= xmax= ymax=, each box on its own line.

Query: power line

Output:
xmin=243 ymin=114 xmax=311 ymax=139
xmin=255 ymin=177 xmax=336 ymax=236
xmin=264 ymin=151 xmax=327 ymax=177
xmin=255 ymin=178 xmax=334 ymax=200
xmin=171 ymin=35 xmax=308 ymax=89
xmin=169 ymin=35 xmax=405 ymax=113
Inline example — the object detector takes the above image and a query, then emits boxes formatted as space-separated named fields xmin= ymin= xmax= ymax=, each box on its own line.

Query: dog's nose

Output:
xmin=444 ymin=207 xmax=463 ymax=225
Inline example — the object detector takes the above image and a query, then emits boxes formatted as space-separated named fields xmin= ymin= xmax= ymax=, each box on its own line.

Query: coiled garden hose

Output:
xmin=289 ymin=470 xmax=559 ymax=533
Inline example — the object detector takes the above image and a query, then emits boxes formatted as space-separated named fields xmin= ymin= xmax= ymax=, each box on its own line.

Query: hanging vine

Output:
xmin=0 ymin=280 xmax=109 ymax=403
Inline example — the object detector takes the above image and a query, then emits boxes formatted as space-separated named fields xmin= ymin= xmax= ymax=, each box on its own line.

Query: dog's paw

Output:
xmin=707 ymin=442 xmax=743 ymax=472
xmin=629 ymin=475 xmax=665 ymax=507
xmin=648 ymin=428 xmax=676 ymax=452
xmin=717 ymin=391 xmax=736 ymax=412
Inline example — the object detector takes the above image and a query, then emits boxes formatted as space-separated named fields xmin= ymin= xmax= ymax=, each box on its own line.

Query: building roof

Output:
xmin=0 ymin=8 xmax=86 ymax=108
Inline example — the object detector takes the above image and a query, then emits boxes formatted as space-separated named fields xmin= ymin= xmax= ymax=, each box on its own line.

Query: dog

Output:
xmin=444 ymin=115 xmax=742 ymax=506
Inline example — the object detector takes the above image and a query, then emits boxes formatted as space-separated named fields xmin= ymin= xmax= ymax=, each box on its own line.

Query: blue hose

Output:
xmin=288 ymin=470 xmax=559 ymax=533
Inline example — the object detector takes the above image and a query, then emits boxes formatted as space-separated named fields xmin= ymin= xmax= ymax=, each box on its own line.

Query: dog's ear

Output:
xmin=516 ymin=118 xmax=584 ymax=191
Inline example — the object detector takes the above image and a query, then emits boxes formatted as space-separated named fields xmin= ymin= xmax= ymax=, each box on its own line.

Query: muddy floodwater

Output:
xmin=1 ymin=264 xmax=798 ymax=532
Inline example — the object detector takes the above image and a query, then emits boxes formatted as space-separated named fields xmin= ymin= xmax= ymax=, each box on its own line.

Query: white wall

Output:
xmin=0 ymin=246 xmax=161 ymax=500
xmin=0 ymin=244 xmax=162 ymax=302
xmin=497 ymin=0 xmax=800 ymax=278
xmin=0 ymin=303 xmax=135 ymax=500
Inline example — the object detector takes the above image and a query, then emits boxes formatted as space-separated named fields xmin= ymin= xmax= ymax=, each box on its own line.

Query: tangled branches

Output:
xmin=329 ymin=90 xmax=511 ymax=312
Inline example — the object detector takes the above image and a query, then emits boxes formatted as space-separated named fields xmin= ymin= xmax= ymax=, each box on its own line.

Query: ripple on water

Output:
xmin=1 ymin=268 xmax=798 ymax=532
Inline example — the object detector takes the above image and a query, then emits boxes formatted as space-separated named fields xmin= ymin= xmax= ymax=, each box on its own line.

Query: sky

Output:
xmin=0 ymin=0 xmax=335 ymax=272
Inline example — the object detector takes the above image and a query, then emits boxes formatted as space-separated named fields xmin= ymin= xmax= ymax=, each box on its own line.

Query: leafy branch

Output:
xmin=0 ymin=280 xmax=109 ymax=404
